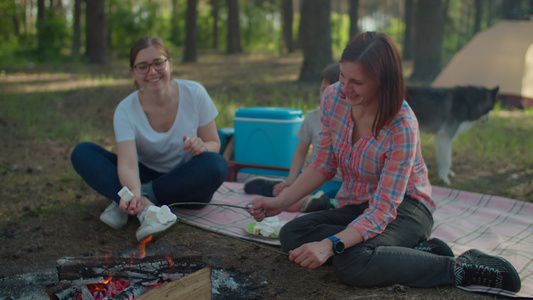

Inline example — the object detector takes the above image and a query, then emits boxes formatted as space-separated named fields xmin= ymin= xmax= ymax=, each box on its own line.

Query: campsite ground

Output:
xmin=1 ymin=51 xmax=530 ymax=299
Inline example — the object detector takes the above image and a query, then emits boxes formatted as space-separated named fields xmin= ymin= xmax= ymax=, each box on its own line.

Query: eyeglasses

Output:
xmin=133 ymin=58 xmax=168 ymax=74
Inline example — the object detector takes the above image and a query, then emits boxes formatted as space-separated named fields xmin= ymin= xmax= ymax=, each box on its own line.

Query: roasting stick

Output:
xmin=168 ymin=202 xmax=250 ymax=210
xmin=118 ymin=187 xmax=251 ymax=210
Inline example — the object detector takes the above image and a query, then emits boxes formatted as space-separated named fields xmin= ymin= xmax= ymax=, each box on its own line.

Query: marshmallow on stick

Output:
xmin=118 ymin=186 xmax=134 ymax=203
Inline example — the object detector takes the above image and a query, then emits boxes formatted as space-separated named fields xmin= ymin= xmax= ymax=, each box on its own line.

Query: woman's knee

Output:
xmin=201 ymin=152 xmax=228 ymax=182
xmin=279 ymin=219 xmax=306 ymax=253
xmin=71 ymin=142 xmax=97 ymax=166
xmin=332 ymin=249 xmax=374 ymax=287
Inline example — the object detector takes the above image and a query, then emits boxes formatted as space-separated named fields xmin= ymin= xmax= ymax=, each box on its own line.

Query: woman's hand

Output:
xmin=183 ymin=136 xmax=208 ymax=156
xmin=119 ymin=194 xmax=144 ymax=215
xmin=246 ymin=196 xmax=284 ymax=222
xmin=288 ymin=239 xmax=334 ymax=269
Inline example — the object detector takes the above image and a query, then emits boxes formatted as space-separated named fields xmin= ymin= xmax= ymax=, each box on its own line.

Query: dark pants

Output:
xmin=71 ymin=142 xmax=228 ymax=208
xmin=279 ymin=197 xmax=456 ymax=287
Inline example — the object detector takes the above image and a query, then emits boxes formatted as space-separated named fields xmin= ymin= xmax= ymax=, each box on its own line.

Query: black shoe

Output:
xmin=300 ymin=191 xmax=335 ymax=212
xmin=455 ymin=249 xmax=521 ymax=292
xmin=243 ymin=176 xmax=284 ymax=197
xmin=414 ymin=238 xmax=454 ymax=257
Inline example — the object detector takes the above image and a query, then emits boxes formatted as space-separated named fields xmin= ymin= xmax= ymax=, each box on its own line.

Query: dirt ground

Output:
xmin=0 ymin=52 xmax=523 ymax=299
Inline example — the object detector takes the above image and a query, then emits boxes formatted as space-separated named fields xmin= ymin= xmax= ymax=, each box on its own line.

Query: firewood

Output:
xmin=135 ymin=267 xmax=212 ymax=300
xmin=56 ymin=253 xmax=203 ymax=281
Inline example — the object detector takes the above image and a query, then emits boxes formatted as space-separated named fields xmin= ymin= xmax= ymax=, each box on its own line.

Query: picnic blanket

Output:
xmin=175 ymin=182 xmax=533 ymax=298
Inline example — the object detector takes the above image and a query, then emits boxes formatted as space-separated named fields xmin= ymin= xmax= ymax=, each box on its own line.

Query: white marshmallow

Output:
xmin=253 ymin=217 xmax=287 ymax=237
xmin=144 ymin=205 xmax=177 ymax=225
xmin=118 ymin=186 xmax=134 ymax=203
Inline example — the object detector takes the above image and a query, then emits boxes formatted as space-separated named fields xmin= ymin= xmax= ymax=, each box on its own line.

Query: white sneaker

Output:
xmin=100 ymin=202 xmax=129 ymax=229
xmin=136 ymin=205 xmax=178 ymax=242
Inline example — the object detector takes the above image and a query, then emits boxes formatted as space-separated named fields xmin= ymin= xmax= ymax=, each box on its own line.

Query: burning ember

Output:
xmin=78 ymin=277 xmax=134 ymax=300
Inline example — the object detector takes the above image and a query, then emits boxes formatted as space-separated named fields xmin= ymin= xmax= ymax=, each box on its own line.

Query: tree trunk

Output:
xmin=37 ymin=0 xmax=45 ymax=51
xmin=183 ymin=0 xmax=198 ymax=62
xmin=71 ymin=0 xmax=81 ymax=58
xmin=171 ymin=0 xmax=181 ymax=46
xmin=85 ymin=0 xmax=108 ymax=64
xmin=473 ymin=0 xmax=482 ymax=34
xmin=211 ymin=0 xmax=219 ymax=49
xmin=281 ymin=0 xmax=294 ymax=53
xmin=402 ymin=0 xmax=414 ymax=61
xmin=348 ymin=0 xmax=359 ymax=40
xmin=226 ymin=0 xmax=242 ymax=53
xmin=409 ymin=0 xmax=445 ymax=84
xmin=298 ymin=0 xmax=332 ymax=82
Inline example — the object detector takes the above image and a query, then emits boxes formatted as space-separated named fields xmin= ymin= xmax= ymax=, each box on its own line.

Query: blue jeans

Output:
xmin=279 ymin=197 xmax=456 ymax=288
xmin=71 ymin=142 xmax=228 ymax=208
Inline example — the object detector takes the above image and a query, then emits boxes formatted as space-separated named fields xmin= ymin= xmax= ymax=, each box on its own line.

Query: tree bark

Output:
xmin=171 ymin=0 xmax=181 ymax=46
xmin=349 ymin=0 xmax=359 ymax=40
xmin=71 ymin=0 xmax=81 ymax=58
xmin=473 ymin=0 xmax=482 ymax=34
xmin=281 ymin=0 xmax=294 ymax=53
xmin=211 ymin=0 xmax=219 ymax=49
xmin=183 ymin=0 xmax=198 ymax=62
xmin=85 ymin=0 xmax=108 ymax=64
xmin=402 ymin=0 xmax=414 ymax=61
xmin=226 ymin=0 xmax=242 ymax=53
xmin=298 ymin=0 xmax=332 ymax=82
xmin=37 ymin=0 xmax=45 ymax=51
xmin=409 ymin=0 xmax=446 ymax=84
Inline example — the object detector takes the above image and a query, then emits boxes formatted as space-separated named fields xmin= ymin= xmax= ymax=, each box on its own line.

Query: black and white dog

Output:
xmin=405 ymin=85 xmax=499 ymax=185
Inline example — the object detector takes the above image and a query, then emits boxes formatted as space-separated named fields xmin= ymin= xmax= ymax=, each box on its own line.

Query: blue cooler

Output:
xmin=234 ymin=107 xmax=303 ymax=170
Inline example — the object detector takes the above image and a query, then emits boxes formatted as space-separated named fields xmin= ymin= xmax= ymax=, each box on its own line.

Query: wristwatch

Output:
xmin=327 ymin=236 xmax=345 ymax=255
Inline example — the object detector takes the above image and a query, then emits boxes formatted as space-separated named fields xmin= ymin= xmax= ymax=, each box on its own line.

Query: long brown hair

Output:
xmin=340 ymin=32 xmax=405 ymax=138
xmin=129 ymin=36 xmax=171 ymax=89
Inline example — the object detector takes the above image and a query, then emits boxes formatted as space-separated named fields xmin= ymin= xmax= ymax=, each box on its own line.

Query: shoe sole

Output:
xmin=243 ymin=176 xmax=285 ymax=185
xmin=100 ymin=216 xmax=128 ymax=230
xmin=136 ymin=219 xmax=178 ymax=242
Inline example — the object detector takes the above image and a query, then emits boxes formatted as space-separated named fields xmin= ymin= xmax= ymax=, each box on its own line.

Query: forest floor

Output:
xmin=1 ymin=51 xmax=528 ymax=299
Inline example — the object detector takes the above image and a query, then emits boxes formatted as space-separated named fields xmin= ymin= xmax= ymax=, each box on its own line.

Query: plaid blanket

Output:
xmin=175 ymin=182 xmax=532 ymax=298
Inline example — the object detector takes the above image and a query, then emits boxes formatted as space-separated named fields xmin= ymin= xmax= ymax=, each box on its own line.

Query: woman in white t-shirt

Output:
xmin=71 ymin=36 xmax=228 ymax=242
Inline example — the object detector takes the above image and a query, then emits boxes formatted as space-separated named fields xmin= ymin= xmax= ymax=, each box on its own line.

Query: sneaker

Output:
xmin=100 ymin=202 xmax=128 ymax=229
xmin=243 ymin=176 xmax=284 ymax=197
xmin=455 ymin=249 xmax=521 ymax=292
xmin=300 ymin=191 xmax=335 ymax=212
xmin=136 ymin=205 xmax=178 ymax=242
xmin=414 ymin=238 xmax=454 ymax=257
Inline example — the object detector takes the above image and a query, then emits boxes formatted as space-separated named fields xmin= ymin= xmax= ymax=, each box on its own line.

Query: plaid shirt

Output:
xmin=310 ymin=82 xmax=435 ymax=241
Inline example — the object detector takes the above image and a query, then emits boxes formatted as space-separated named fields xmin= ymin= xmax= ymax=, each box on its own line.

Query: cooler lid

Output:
xmin=235 ymin=107 xmax=303 ymax=120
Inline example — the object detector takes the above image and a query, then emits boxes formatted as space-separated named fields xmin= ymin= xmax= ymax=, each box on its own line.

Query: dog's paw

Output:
xmin=438 ymin=169 xmax=454 ymax=185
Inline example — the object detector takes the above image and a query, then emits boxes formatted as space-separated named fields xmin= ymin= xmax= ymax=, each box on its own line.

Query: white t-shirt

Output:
xmin=297 ymin=107 xmax=342 ymax=182
xmin=113 ymin=79 xmax=218 ymax=173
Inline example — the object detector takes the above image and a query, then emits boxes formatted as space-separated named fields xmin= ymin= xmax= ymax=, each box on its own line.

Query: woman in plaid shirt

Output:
xmin=247 ymin=32 xmax=520 ymax=292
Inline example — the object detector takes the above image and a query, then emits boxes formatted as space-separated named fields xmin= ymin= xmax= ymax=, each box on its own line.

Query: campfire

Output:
xmin=46 ymin=236 xmax=207 ymax=300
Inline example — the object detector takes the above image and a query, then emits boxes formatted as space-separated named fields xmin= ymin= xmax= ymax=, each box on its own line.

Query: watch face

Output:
xmin=334 ymin=240 xmax=345 ymax=254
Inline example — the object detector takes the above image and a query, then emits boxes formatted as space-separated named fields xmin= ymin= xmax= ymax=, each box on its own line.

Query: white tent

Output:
xmin=432 ymin=20 xmax=533 ymax=108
